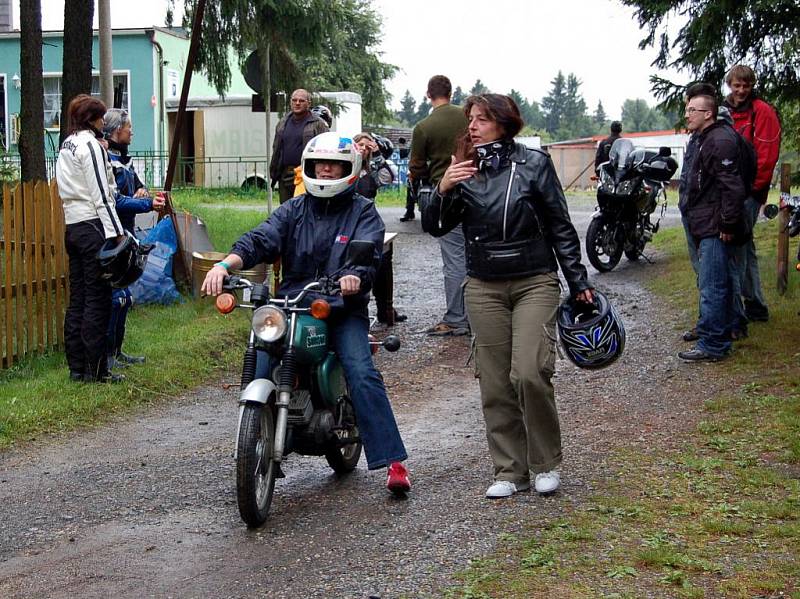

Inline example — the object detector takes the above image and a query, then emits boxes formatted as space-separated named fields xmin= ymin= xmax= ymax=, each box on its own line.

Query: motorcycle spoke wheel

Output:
xmin=325 ymin=395 xmax=362 ymax=474
xmin=586 ymin=218 xmax=623 ymax=272
xmin=236 ymin=403 xmax=277 ymax=527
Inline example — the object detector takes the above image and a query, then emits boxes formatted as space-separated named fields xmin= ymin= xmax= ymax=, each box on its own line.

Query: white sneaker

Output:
xmin=534 ymin=471 xmax=560 ymax=494
xmin=485 ymin=480 xmax=529 ymax=499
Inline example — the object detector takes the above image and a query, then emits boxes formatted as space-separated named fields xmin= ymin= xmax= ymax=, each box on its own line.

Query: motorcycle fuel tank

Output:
xmin=292 ymin=314 xmax=329 ymax=364
xmin=316 ymin=352 xmax=347 ymax=408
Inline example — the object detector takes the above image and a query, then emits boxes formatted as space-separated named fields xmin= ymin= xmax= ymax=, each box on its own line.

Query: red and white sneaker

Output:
xmin=386 ymin=462 xmax=411 ymax=495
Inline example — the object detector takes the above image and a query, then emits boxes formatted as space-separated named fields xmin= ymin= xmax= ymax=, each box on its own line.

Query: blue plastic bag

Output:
xmin=129 ymin=216 xmax=183 ymax=305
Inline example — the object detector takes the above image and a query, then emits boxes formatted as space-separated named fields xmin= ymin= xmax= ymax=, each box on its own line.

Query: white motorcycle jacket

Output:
xmin=56 ymin=130 xmax=123 ymax=239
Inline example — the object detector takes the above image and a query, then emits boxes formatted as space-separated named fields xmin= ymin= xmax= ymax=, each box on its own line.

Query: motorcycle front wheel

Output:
xmin=237 ymin=403 xmax=278 ymax=527
xmin=586 ymin=217 xmax=623 ymax=272
xmin=325 ymin=395 xmax=362 ymax=474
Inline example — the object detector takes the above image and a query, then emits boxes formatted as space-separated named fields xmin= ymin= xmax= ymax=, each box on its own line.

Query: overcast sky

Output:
xmin=16 ymin=0 xmax=686 ymax=119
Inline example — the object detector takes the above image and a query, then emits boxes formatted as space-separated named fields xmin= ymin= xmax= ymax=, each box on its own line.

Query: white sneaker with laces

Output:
xmin=485 ymin=480 xmax=529 ymax=499
xmin=534 ymin=470 xmax=560 ymax=494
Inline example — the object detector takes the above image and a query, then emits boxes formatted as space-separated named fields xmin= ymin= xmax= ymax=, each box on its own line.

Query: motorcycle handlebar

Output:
xmin=222 ymin=277 xmax=340 ymax=306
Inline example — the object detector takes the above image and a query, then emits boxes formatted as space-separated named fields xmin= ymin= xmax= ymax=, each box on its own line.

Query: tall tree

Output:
xmin=593 ymin=100 xmax=607 ymax=126
xmin=19 ymin=0 xmax=46 ymax=181
xmin=622 ymin=0 xmax=800 ymax=147
xmin=59 ymin=0 xmax=94 ymax=144
xmin=396 ymin=89 xmax=416 ymax=125
xmin=451 ymin=85 xmax=465 ymax=105
xmin=541 ymin=71 xmax=566 ymax=136
xmin=299 ymin=0 xmax=397 ymax=124
xmin=562 ymin=74 xmax=592 ymax=137
xmin=469 ymin=79 xmax=489 ymax=96
xmin=415 ymin=98 xmax=431 ymax=123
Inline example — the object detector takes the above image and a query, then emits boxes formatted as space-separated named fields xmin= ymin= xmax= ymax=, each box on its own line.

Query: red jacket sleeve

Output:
xmin=752 ymin=99 xmax=781 ymax=192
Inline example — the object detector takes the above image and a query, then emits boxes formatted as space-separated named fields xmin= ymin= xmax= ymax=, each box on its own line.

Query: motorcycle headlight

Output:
xmin=251 ymin=306 xmax=288 ymax=343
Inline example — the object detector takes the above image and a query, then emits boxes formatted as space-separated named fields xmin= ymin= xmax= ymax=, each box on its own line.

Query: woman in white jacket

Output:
xmin=56 ymin=94 xmax=125 ymax=383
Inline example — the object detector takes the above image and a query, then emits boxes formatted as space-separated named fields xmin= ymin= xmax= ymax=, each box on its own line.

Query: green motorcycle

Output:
xmin=215 ymin=241 xmax=400 ymax=527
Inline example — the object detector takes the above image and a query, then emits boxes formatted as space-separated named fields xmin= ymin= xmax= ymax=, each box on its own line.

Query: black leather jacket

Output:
xmin=422 ymin=143 xmax=591 ymax=296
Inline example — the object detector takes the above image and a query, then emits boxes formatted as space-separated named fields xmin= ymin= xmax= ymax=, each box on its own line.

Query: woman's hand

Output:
xmin=574 ymin=288 xmax=595 ymax=304
xmin=438 ymin=155 xmax=477 ymax=194
xmin=339 ymin=275 xmax=361 ymax=296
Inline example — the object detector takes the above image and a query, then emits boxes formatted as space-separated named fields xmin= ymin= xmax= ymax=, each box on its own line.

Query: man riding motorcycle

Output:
xmin=202 ymin=132 xmax=411 ymax=495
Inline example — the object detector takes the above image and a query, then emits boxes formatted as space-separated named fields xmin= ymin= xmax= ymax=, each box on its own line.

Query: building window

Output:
xmin=42 ymin=73 xmax=129 ymax=129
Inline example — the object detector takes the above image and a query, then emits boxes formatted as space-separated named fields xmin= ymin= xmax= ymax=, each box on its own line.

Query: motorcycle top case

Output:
xmin=292 ymin=314 xmax=329 ymax=364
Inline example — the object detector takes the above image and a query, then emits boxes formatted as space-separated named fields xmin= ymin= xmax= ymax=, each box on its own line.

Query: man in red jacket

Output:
xmin=722 ymin=65 xmax=781 ymax=323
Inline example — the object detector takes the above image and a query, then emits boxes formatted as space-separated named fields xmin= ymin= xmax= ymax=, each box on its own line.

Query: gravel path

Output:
xmin=0 ymin=202 xmax=721 ymax=599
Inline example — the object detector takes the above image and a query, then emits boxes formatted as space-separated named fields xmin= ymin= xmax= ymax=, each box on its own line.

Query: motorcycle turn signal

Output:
xmin=310 ymin=299 xmax=331 ymax=319
xmin=215 ymin=293 xmax=237 ymax=314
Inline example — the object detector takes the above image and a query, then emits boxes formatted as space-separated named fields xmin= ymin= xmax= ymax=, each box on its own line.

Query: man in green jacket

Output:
xmin=410 ymin=75 xmax=470 ymax=336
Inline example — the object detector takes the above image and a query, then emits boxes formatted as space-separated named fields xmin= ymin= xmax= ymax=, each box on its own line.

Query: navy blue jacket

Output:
xmin=231 ymin=191 xmax=385 ymax=311
xmin=109 ymin=150 xmax=152 ymax=234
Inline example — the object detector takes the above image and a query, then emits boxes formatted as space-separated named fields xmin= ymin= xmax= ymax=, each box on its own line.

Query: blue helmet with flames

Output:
xmin=557 ymin=290 xmax=625 ymax=369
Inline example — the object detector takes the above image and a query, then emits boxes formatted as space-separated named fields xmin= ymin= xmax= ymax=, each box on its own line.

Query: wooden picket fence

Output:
xmin=0 ymin=179 xmax=68 ymax=368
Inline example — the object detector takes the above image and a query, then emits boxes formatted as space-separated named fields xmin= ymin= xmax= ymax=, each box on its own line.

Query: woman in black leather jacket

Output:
xmin=423 ymin=94 xmax=593 ymax=499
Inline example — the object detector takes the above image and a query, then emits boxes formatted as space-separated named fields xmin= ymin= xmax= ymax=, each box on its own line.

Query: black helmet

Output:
xmin=372 ymin=134 xmax=394 ymax=159
xmin=97 ymin=231 xmax=153 ymax=289
xmin=310 ymin=105 xmax=333 ymax=128
xmin=557 ymin=290 xmax=625 ymax=369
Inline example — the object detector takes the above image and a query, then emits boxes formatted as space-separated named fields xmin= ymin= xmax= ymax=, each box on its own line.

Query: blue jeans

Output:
xmin=256 ymin=310 xmax=407 ymax=470
xmin=696 ymin=237 xmax=743 ymax=356
xmin=107 ymin=287 xmax=132 ymax=356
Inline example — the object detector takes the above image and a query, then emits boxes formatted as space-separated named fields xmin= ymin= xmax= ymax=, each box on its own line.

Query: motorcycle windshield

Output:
xmin=609 ymin=138 xmax=635 ymax=170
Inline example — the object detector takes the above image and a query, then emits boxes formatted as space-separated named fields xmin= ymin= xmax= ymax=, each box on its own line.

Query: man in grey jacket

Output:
xmin=269 ymin=88 xmax=329 ymax=202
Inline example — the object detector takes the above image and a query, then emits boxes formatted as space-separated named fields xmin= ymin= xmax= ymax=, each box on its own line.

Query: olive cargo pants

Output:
xmin=464 ymin=273 xmax=562 ymax=486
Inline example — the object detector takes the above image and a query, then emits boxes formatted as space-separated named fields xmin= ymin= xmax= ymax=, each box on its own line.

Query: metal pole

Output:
xmin=161 ymin=0 xmax=207 ymax=285
xmin=777 ymin=163 xmax=791 ymax=295
xmin=98 ymin=0 xmax=113 ymax=106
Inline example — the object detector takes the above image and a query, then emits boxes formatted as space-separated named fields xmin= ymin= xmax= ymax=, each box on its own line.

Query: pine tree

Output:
xmin=593 ymin=101 xmax=607 ymax=126
xmin=19 ymin=0 xmax=46 ymax=181
xmin=415 ymin=98 xmax=431 ymax=123
xmin=451 ymin=86 xmax=465 ymax=106
xmin=469 ymin=79 xmax=489 ymax=96
xmin=397 ymin=90 xmax=416 ymax=125
xmin=541 ymin=71 xmax=566 ymax=136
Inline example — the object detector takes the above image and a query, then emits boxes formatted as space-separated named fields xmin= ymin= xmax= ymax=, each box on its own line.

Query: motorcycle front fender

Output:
xmin=233 ymin=378 xmax=278 ymax=459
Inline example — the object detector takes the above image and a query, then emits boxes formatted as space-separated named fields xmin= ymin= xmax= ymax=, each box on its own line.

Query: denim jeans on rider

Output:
xmin=255 ymin=310 xmax=407 ymax=470
xmin=696 ymin=237 xmax=741 ymax=357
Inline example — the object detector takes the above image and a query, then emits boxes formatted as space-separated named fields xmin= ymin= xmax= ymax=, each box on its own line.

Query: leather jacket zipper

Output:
xmin=502 ymin=162 xmax=518 ymax=241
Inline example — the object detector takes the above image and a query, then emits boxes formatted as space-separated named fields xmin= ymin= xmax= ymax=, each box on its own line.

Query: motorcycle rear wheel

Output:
xmin=237 ymin=403 xmax=278 ymax=527
xmin=325 ymin=395 xmax=362 ymax=474
xmin=586 ymin=218 xmax=623 ymax=272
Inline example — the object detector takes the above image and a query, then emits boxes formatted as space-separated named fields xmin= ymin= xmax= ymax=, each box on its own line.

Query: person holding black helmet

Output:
xmin=424 ymin=93 xmax=593 ymax=499
xmin=56 ymin=94 xmax=125 ymax=383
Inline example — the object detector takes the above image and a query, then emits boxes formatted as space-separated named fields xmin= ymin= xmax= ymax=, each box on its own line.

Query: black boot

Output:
xmin=117 ymin=350 xmax=146 ymax=365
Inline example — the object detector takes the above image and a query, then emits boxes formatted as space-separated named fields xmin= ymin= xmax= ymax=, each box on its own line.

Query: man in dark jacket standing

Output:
xmin=679 ymin=93 xmax=748 ymax=362
xmin=269 ymin=89 xmax=329 ymax=203
xmin=409 ymin=75 xmax=469 ymax=336
xmin=594 ymin=121 xmax=622 ymax=170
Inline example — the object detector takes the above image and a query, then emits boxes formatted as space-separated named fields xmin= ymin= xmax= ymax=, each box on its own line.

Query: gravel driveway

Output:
xmin=0 ymin=201 xmax=714 ymax=599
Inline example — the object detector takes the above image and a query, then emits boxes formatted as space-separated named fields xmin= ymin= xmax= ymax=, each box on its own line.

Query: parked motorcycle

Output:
xmin=780 ymin=193 xmax=800 ymax=269
xmin=214 ymin=240 xmax=400 ymax=527
xmin=587 ymin=139 xmax=678 ymax=272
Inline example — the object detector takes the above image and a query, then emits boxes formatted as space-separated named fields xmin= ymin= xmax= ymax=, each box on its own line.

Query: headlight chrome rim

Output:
xmin=251 ymin=306 xmax=288 ymax=343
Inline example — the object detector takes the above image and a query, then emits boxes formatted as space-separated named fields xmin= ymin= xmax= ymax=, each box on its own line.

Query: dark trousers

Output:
xmin=108 ymin=287 xmax=133 ymax=357
xmin=278 ymin=166 xmax=296 ymax=203
xmin=373 ymin=245 xmax=394 ymax=324
xmin=403 ymin=184 xmax=416 ymax=216
xmin=64 ymin=220 xmax=113 ymax=379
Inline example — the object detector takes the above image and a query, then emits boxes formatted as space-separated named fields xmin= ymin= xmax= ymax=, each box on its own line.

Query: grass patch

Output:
xmin=447 ymin=208 xmax=800 ymax=597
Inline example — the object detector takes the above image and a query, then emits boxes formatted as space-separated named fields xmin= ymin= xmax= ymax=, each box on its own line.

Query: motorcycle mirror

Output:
xmin=658 ymin=146 xmax=672 ymax=157
xmin=382 ymin=335 xmax=401 ymax=352
xmin=345 ymin=240 xmax=376 ymax=267
xmin=762 ymin=203 xmax=779 ymax=220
